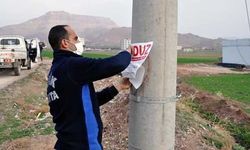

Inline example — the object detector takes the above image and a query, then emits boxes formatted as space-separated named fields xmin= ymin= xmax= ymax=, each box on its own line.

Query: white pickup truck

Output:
xmin=0 ymin=35 xmax=31 ymax=76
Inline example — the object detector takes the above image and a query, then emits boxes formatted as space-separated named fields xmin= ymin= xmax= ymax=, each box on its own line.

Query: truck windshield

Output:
xmin=0 ymin=39 xmax=20 ymax=45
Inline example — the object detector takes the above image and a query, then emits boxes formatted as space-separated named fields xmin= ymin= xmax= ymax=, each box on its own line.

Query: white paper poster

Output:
xmin=122 ymin=41 xmax=153 ymax=89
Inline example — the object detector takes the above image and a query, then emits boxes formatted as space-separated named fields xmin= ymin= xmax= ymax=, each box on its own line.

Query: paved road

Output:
xmin=0 ymin=62 xmax=41 ymax=90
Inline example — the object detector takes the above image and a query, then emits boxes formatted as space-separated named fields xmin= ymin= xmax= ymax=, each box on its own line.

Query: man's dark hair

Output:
xmin=48 ymin=25 xmax=69 ymax=50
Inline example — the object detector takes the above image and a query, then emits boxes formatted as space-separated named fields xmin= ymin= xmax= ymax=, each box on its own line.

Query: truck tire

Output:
xmin=14 ymin=63 xmax=21 ymax=76
xmin=27 ymin=59 xmax=32 ymax=70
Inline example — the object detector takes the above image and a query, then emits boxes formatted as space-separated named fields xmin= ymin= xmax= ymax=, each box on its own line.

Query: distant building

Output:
xmin=182 ymin=47 xmax=194 ymax=52
xmin=120 ymin=39 xmax=131 ymax=50
xmin=222 ymin=39 xmax=250 ymax=67
xmin=201 ymin=47 xmax=214 ymax=50
xmin=177 ymin=46 xmax=182 ymax=51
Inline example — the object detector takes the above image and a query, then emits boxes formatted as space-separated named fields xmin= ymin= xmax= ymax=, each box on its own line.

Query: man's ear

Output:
xmin=61 ymin=39 xmax=68 ymax=49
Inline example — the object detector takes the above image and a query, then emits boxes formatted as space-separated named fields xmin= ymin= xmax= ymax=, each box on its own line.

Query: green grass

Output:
xmin=42 ymin=50 xmax=220 ymax=64
xmin=185 ymin=99 xmax=250 ymax=149
xmin=177 ymin=57 xmax=220 ymax=64
xmin=185 ymin=73 xmax=250 ymax=149
xmin=233 ymin=144 xmax=246 ymax=150
xmin=0 ymin=117 xmax=28 ymax=144
xmin=185 ymin=74 xmax=250 ymax=104
xmin=0 ymin=71 xmax=54 ymax=145
xmin=82 ymin=53 xmax=111 ymax=58
xmin=177 ymin=50 xmax=221 ymax=64
xmin=0 ymin=116 xmax=54 ymax=144
xmin=42 ymin=50 xmax=112 ymax=59
xmin=203 ymin=135 xmax=223 ymax=149
xmin=41 ymin=50 xmax=53 ymax=59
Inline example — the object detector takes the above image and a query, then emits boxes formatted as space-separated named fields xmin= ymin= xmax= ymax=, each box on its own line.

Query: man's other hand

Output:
xmin=113 ymin=78 xmax=131 ymax=92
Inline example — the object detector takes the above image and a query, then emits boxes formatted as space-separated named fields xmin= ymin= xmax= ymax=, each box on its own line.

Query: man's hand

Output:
xmin=127 ymin=45 xmax=134 ymax=54
xmin=113 ymin=78 xmax=131 ymax=92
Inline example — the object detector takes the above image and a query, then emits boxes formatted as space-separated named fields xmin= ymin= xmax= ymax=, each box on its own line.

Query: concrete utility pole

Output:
xmin=129 ymin=0 xmax=178 ymax=150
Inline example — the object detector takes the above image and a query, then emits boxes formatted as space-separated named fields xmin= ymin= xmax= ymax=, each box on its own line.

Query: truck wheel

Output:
xmin=14 ymin=63 xmax=21 ymax=76
xmin=27 ymin=60 xmax=32 ymax=70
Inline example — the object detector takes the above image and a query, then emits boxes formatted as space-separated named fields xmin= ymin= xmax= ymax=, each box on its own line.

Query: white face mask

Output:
xmin=73 ymin=42 xmax=84 ymax=55
xmin=66 ymin=40 xmax=84 ymax=55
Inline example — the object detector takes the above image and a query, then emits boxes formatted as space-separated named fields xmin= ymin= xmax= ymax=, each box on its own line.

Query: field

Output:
xmin=178 ymin=50 xmax=221 ymax=64
xmin=1 ymin=49 xmax=250 ymax=149
xmin=177 ymin=57 xmax=220 ymax=64
xmin=42 ymin=50 xmax=113 ymax=59
xmin=185 ymin=74 xmax=250 ymax=104
xmin=0 ymin=60 xmax=241 ymax=150
xmin=39 ymin=49 xmax=250 ymax=149
xmin=182 ymin=72 xmax=250 ymax=149
xmin=42 ymin=50 xmax=221 ymax=64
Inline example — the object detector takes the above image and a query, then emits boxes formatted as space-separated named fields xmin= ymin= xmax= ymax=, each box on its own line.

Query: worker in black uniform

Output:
xmin=47 ymin=25 xmax=132 ymax=150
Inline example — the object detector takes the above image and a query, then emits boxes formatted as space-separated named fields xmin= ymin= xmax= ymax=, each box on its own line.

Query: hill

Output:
xmin=0 ymin=11 xmax=222 ymax=50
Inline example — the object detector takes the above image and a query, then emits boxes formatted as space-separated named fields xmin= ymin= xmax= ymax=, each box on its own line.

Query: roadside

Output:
xmin=0 ymin=62 xmax=41 ymax=90
xmin=0 ymin=59 xmax=55 ymax=149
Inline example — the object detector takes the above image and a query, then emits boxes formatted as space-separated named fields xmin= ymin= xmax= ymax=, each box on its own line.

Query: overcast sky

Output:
xmin=0 ymin=0 xmax=249 ymax=39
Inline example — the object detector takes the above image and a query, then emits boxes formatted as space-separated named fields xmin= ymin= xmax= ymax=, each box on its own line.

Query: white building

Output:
xmin=120 ymin=39 xmax=131 ymax=50
xmin=182 ymin=47 xmax=194 ymax=52
xmin=222 ymin=39 xmax=250 ymax=67
xmin=177 ymin=46 xmax=182 ymax=51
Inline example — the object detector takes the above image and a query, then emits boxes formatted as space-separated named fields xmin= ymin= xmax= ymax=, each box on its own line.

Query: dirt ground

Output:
xmin=0 ymin=61 xmax=249 ymax=150
xmin=178 ymin=83 xmax=250 ymax=124
xmin=178 ymin=64 xmax=249 ymax=76
xmin=0 ymin=62 xmax=41 ymax=89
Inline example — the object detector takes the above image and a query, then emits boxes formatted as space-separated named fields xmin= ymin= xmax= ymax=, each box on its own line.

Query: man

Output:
xmin=47 ymin=25 xmax=131 ymax=150
xmin=29 ymin=39 xmax=38 ymax=62
xmin=39 ymin=41 xmax=46 ymax=61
